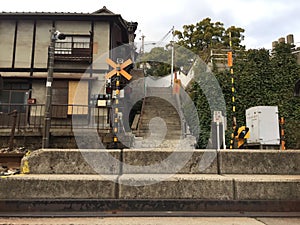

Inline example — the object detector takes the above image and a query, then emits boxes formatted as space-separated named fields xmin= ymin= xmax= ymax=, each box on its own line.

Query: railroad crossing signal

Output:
xmin=105 ymin=58 xmax=133 ymax=80
xmin=105 ymin=58 xmax=133 ymax=146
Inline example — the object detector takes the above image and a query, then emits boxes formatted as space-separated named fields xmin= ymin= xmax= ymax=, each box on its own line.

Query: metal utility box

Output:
xmin=246 ymin=106 xmax=280 ymax=145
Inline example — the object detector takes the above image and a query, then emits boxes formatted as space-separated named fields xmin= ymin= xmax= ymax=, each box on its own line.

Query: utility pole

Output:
xmin=42 ymin=28 xmax=65 ymax=148
xmin=127 ymin=22 xmax=138 ymax=63
xmin=141 ymin=34 xmax=145 ymax=54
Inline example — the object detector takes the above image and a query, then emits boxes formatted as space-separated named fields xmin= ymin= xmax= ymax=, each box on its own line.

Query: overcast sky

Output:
xmin=1 ymin=0 xmax=300 ymax=50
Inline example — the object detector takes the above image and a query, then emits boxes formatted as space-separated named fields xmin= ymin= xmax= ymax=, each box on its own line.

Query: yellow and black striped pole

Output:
xmin=280 ymin=117 xmax=286 ymax=150
xmin=228 ymin=31 xmax=237 ymax=149
xmin=113 ymin=63 xmax=121 ymax=145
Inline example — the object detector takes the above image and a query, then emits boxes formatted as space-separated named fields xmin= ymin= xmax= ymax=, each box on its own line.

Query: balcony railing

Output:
xmin=54 ymin=41 xmax=92 ymax=63
xmin=0 ymin=104 xmax=110 ymax=131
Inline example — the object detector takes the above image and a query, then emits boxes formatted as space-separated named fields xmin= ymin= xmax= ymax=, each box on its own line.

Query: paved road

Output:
xmin=0 ymin=217 xmax=300 ymax=225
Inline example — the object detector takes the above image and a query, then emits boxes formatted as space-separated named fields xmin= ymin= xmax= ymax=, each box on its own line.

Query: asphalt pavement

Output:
xmin=0 ymin=217 xmax=300 ymax=225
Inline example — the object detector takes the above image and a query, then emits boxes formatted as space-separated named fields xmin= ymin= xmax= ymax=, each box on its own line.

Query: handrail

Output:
xmin=137 ymin=87 xmax=148 ymax=136
xmin=0 ymin=104 xmax=110 ymax=130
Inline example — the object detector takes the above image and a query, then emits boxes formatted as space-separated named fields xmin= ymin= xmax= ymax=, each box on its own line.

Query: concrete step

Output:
xmin=1 ymin=174 xmax=299 ymax=201
xmin=142 ymin=106 xmax=178 ymax=112
xmin=141 ymin=117 xmax=180 ymax=121
xmin=146 ymin=89 xmax=173 ymax=94
xmin=1 ymin=149 xmax=299 ymax=203
xmin=137 ymin=93 xmax=182 ymax=140
xmin=137 ymin=124 xmax=181 ymax=130
xmin=119 ymin=174 xmax=300 ymax=200
xmin=134 ymin=132 xmax=182 ymax=138
xmin=0 ymin=174 xmax=117 ymax=199
xmin=143 ymin=101 xmax=177 ymax=106
xmin=135 ymin=133 xmax=182 ymax=138
xmin=140 ymin=119 xmax=180 ymax=124
xmin=20 ymin=149 xmax=300 ymax=175
xmin=137 ymin=127 xmax=182 ymax=133
xmin=142 ymin=109 xmax=180 ymax=113
xmin=144 ymin=98 xmax=176 ymax=103
xmin=135 ymin=132 xmax=182 ymax=140
xmin=132 ymin=138 xmax=190 ymax=148
xmin=140 ymin=117 xmax=181 ymax=122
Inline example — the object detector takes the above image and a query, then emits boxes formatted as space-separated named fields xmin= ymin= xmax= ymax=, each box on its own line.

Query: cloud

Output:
xmin=1 ymin=0 xmax=300 ymax=49
xmin=243 ymin=2 xmax=300 ymax=49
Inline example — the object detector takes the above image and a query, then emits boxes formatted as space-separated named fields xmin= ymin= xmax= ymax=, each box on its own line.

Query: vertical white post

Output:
xmin=222 ymin=116 xmax=226 ymax=149
xmin=216 ymin=121 xmax=220 ymax=150
xmin=170 ymin=26 xmax=174 ymax=87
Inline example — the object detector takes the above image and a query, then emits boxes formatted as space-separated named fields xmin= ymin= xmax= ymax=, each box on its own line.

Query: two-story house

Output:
xmin=0 ymin=6 xmax=138 ymax=148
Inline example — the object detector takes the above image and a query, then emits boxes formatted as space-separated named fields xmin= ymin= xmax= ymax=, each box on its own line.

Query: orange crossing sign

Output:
xmin=105 ymin=58 xmax=133 ymax=80
xmin=227 ymin=51 xmax=233 ymax=67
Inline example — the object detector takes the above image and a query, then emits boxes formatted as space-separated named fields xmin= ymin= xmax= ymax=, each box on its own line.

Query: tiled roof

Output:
xmin=0 ymin=6 xmax=117 ymax=16
xmin=93 ymin=6 xmax=115 ymax=15
xmin=0 ymin=6 xmax=136 ymax=31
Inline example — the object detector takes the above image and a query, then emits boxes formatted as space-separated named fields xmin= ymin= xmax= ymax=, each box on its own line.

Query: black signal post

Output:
xmin=42 ymin=28 xmax=65 ymax=148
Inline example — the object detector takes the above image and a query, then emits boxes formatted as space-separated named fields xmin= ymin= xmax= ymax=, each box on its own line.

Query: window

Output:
xmin=68 ymin=81 xmax=88 ymax=115
xmin=54 ymin=35 xmax=91 ymax=63
xmin=51 ymin=80 xmax=89 ymax=117
xmin=51 ymin=80 xmax=68 ymax=118
xmin=0 ymin=81 xmax=29 ymax=113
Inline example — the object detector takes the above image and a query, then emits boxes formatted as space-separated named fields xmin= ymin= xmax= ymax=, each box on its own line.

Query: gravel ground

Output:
xmin=0 ymin=146 xmax=28 ymax=154
xmin=0 ymin=147 xmax=28 ymax=175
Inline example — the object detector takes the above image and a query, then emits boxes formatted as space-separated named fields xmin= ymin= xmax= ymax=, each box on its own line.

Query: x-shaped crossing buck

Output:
xmin=105 ymin=58 xmax=133 ymax=80
xmin=105 ymin=58 xmax=133 ymax=144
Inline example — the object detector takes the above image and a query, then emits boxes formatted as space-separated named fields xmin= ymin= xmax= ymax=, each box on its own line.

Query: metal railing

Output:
xmin=54 ymin=41 xmax=92 ymax=62
xmin=0 ymin=104 xmax=110 ymax=131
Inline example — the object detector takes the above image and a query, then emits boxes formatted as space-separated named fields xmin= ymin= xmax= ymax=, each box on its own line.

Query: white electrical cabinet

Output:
xmin=246 ymin=106 xmax=280 ymax=145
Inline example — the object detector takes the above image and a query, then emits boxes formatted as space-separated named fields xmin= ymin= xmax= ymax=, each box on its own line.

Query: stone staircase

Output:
xmin=132 ymin=87 xmax=195 ymax=148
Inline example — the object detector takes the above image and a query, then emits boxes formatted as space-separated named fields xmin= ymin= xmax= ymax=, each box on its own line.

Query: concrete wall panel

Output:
xmin=93 ymin=22 xmax=109 ymax=71
xmin=55 ymin=21 xmax=91 ymax=34
xmin=15 ymin=21 xmax=33 ymax=68
xmin=34 ymin=20 xmax=52 ymax=68
xmin=0 ymin=20 xmax=15 ymax=67
xmin=31 ymin=80 xmax=46 ymax=106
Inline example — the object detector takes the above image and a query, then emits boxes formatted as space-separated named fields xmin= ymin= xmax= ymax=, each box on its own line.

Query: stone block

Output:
xmin=0 ymin=174 xmax=117 ymax=199
xmin=21 ymin=149 xmax=121 ymax=174
xmin=119 ymin=174 xmax=233 ymax=200
xmin=122 ymin=149 xmax=218 ymax=174
xmin=219 ymin=150 xmax=300 ymax=174
xmin=225 ymin=174 xmax=300 ymax=200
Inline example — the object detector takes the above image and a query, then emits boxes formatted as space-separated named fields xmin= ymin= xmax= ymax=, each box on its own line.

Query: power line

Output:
xmin=156 ymin=27 xmax=174 ymax=46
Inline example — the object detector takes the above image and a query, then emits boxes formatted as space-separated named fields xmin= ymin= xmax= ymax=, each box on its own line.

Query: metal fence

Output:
xmin=0 ymin=104 xmax=110 ymax=131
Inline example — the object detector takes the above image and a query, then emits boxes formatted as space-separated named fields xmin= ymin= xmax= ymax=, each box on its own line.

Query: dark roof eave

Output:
xmin=0 ymin=12 xmax=126 ymax=24
xmin=0 ymin=12 xmax=137 ymax=41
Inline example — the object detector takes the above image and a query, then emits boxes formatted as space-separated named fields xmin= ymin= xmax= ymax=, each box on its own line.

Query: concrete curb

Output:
xmin=5 ymin=149 xmax=298 ymax=201
xmin=21 ymin=149 xmax=300 ymax=175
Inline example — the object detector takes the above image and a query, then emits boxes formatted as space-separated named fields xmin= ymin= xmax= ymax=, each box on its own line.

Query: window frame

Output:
xmin=54 ymin=34 xmax=92 ymax=63
xmin=0 ymin=81 xmax=29 ymax=113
